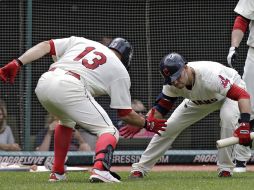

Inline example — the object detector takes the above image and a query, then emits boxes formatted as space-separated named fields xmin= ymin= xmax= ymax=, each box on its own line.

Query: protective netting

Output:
xmin=0 ymin=0 xmax=247 ymax=151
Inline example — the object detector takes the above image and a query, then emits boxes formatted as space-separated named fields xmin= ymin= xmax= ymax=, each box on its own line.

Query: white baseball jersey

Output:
xmin=131 ymin=61 xmax=250 ymax=175
xmin=234 ymin=0 xmax=254 ymax=47
xmin=162 ymin=61 xmax=242 ymax=102
xmin=49 ymin=36 xmax=132 ymax=109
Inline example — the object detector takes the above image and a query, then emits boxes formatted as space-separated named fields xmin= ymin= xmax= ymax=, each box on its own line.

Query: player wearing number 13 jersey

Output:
xmin=0 ymin=36 xmax=166 ymax=183
xmin=49 ymin=36 xmax=130 ymax=98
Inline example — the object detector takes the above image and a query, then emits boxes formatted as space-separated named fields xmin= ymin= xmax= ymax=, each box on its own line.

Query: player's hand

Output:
xmin=233 ymin=122 xmax=251 ymax=146
xmin=144 ymin=108 xmax=167 ymax=135
xmin=119 ymin=124 xmax=142 ymax=138
xmin=0 ymin=59 xmax=22 ymax=84
xmin=227 ymin=47 xmax=238 ymax=68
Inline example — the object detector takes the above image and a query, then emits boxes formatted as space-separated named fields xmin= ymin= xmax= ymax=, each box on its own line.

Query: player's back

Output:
xmin=187 ymin=61 xmax=239 ymax=82
xmin=50 ymin=36 xmax=130 ymax=97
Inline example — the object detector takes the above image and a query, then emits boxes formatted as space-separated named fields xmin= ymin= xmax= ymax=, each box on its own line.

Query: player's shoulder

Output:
xmin=112 ymin=61 xmax=130 ymax=78
xmin=234 ymin=0 xmax=254 ymax=19
xmin=69 ymin=36 xmax=93 ymax=44
xmin=187 ymin=61 xmax=222 ymax=69
xmin=188 ymin=61 xmax=227 ymax=79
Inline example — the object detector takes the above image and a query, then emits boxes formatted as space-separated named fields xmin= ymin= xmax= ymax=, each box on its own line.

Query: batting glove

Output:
xmin=119 ymin=124 xmax=142 ymax=138
xmin=0 ymin=59 xmax=23 ymax=84
xmin=227 ymin=47 xmax=238 ymax=68
xmin=144 ymin=108 xmax=167 ymax=135
xmin=234 ymin=122 xmax=251 ymax=146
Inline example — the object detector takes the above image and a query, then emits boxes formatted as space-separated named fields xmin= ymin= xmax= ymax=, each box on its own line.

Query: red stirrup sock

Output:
xmin=52 ymin=124 xmax=73 ymax=174
xmin=94 ymin=133 xmax=117 ymax=170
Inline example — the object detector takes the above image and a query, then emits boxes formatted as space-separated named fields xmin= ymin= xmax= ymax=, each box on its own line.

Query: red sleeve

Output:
xmin=117 ymin=109 xmax=132 ymax=117
xmin=49 ymin=40 xmax=56 ymax=56
xmin=233 ymin=15 xmax=250 ymax=33
xmin=226 ymin=83 xmax=250 ymax=101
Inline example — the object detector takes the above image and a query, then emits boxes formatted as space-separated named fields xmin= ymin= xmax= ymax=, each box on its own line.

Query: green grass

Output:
xmin=0 ymin=171 xmax=252 ymax=190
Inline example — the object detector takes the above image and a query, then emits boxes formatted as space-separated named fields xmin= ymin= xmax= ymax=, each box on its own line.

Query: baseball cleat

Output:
xmin=233 ymin=160 xmax=247 ymax=173
xmin=89 ymin=169 xmax=121 ymax=183
xmin=49 ymin=172 xmax=66 ymax=182
xmin=218 ymin=170 xmax=232 ymax=177
xmin=129 ymin=170 xmax=144 ymax=179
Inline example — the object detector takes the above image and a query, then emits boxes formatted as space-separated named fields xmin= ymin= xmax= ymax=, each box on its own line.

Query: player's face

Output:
xmin=171 ymin=69 xmax=188 ymax=89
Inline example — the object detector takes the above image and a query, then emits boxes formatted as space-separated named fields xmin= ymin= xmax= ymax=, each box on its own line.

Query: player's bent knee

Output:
xmin=98 ymin=126 xmax=119 ymax=142
xmin=113 ymin=128 xmax=119 ymax=142
xmin=109 ymin=126 xmax=119 ymax=142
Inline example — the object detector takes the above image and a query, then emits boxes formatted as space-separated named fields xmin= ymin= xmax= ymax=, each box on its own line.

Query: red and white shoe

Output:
xmin=218 ymin=170 xmax=232 ymax=177
xmin=129 ymin=170 xmax=144 ymax=179
xmin=49 ymin=172 xmax=66 ymax=182
xmin=89 ymin=169 xmax=121 ymax=183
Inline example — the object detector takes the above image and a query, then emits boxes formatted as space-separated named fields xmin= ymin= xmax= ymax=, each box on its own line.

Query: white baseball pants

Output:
xmin=35 ymin=68 xmax=119 ymax=139
xmin=132 ymin=98 xmax=251 ymax=174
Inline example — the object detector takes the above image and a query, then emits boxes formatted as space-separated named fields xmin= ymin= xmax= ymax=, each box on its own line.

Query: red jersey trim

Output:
xmin=227 ymin=83 xmax=250 ymax=101
xmin=117 ymin=109 xmax=132 ymax=117
xmin=49 ymin=40 xmax=56 ymax=56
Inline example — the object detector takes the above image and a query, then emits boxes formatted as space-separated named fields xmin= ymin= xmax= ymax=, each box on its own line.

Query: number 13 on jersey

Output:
xmin=73 ymin=47 xmax=107 ymax=70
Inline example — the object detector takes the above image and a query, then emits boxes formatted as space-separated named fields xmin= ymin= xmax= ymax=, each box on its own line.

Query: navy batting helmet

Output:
xmin=160 ymin=53 xmax=187 ymax=84
xmin=108 ymin=37 xmax=133 ymax=69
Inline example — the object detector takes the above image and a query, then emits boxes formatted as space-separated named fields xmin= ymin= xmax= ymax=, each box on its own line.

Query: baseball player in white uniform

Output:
xmin=0 ymin=36 xmax=166 ymax=183
xmin=120 ymin=53 xmax=252 ymax=178
xmin=227 ymin=0 xmax=254 ymax=172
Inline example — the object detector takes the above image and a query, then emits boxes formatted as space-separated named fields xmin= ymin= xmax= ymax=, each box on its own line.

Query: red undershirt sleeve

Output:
xmin=117 ymin=109 xmax=132 ymax=117
xmin=233 ymin=15 xmax=250 ymax=33
xmin=49 ymin=40 xmax=56 ymax=56
xmin=226 ymin=83 xmax=250 ymax=101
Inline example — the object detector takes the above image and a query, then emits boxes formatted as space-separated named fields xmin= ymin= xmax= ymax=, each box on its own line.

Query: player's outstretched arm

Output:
xmin=0 ymin=41 xmax=51 ymax=84
xmin=18 ymin=41 xmax=51 ymax=65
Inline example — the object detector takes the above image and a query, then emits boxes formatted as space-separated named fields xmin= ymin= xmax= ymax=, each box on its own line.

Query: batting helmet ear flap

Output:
xmin=108 ymin=37 xmax=133 ymax=69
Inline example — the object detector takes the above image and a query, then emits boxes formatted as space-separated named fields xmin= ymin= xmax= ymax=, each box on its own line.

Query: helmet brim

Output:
xmin=163 ymin=66 xmax=184 ymax=85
